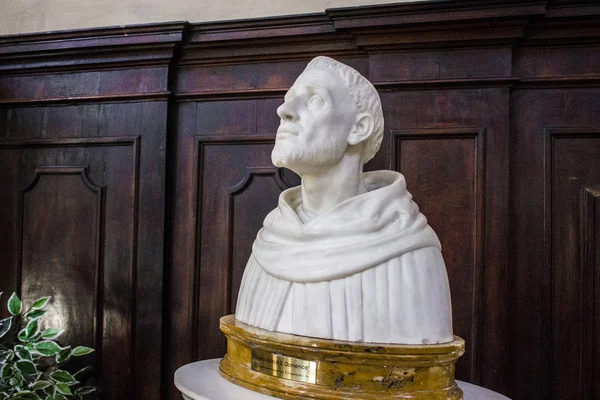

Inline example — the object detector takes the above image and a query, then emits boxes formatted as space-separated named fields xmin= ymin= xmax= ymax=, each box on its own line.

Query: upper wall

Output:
xmin=0 ymin=0 xmax=422 ymax=36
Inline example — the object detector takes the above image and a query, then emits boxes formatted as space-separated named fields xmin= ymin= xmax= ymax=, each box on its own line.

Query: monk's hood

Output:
xmin=253 ymin=170 xmax=441 ymax=283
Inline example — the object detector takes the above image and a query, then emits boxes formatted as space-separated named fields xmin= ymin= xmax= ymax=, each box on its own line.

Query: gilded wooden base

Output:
xmin=219 ymin=315 xmax=465 ymax=399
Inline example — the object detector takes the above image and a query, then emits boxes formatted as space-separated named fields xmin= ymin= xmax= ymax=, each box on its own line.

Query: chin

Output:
xmin=271 ymin=157 xmax=286 ymax=168
xmin=271 ymin=143 xmax=297 ymax=168
xmin=272 ymin=141 xmax=347 ymax=173
xmin=271 ymin=154 xmax=298 ymax=171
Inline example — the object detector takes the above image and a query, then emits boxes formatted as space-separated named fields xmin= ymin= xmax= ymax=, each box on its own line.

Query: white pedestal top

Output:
xmin=175 ymin=359 xmax=511 ymax=400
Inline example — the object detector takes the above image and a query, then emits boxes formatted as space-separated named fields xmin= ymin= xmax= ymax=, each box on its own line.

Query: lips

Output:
xmin=277 ymin=124 xmax=300 ymax=137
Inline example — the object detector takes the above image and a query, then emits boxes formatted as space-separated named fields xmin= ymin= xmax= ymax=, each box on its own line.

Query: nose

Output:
xmin=277 ymin=99 xmax=298 ymax=122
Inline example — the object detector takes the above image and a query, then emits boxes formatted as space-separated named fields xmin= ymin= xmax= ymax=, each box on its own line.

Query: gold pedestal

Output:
xmin=219 ymin=315 xmax=465 ymax=399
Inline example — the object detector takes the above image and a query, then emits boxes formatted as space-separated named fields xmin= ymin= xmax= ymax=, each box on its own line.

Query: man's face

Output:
xmin=271 ymin=67 xmax=358 ymax=174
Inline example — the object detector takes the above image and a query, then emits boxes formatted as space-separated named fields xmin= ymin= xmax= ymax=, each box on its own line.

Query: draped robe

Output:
xmin=235 ymin=170 xmax=453 ymax=344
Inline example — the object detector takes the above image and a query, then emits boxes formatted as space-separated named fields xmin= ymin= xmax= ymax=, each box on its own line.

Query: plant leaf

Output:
xmin=41 ymin=328 xmax=64 ymax=340
xmin=0 ymin=316 xmax=12 ymax=340
xmin=15 ymin=346 xmax=33 ymax=361
xmin=75 ymin=386 xmax=96 ymax=395
xmin=16 ymin=360 xmax=37 ymax=375
xmin=50 ymin=370 xmax=78 ymax=385
xmin=72 ymin=366 xmax=92 ymax=378
xmin=25 ymin=309 xmax=47 ymax=320
xmin=55 ymin=383 xmax=73 ymax=395
xmin=25 ymin=319 xmax=39 ymax=339
xmin=12 ymin=392 xmax=41 ymax=400
xmin=33 ymin=341 xmax=61 ymax=356
xmin=9 ymin=372 xmax=23 ymax=388
xmin=8 ymin=293 xmax=22 ymax=315
xmin=31 ymin=297 xmax=51 ymax=310
xmin=71 ymin=346 xmax=94 ymax=357
xmin=32 ymin=379 xmax=52 ymax=390
xmin=55 ymin=346 xmax=72 ymax=364
xmin=47 ymin=394 xmax=67 ymax=400
xmin=18 ymin=328 xmax=29 ymax=342
xmin=11 ymin=392 xmax=41 ymax=400
xmin=43 ymin=383 xmax=56 ymax=395
xmin=0 ymin=363 xmax=12 ymax=379
xmin=0 ymin=349 xmax=14 ymax=363
xmin=0 ymin=349 xmax=10 ymax=362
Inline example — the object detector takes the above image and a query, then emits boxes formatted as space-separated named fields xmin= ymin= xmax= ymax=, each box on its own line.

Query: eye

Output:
xmin=308 ymin=95 xmax=324 ymax=108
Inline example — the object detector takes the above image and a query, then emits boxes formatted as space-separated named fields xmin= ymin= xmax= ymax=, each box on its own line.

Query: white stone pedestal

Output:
xmin=175 ymin=359 xmax=511 ymax=400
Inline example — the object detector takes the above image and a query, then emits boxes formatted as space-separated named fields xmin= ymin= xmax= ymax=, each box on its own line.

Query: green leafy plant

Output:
xmin=0 ymin=292 xmax=96 ymax=400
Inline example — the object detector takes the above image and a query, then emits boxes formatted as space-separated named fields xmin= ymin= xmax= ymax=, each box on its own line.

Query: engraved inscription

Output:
xmin=251 ymin=349 xmax=317 ymax=384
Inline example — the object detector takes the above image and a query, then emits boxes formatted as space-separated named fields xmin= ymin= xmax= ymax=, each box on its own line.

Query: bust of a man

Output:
xmin=235 ymin=56 xmax=453 ymax=344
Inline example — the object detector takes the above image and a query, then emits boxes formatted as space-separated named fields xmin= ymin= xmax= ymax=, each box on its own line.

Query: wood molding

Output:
xmin=326 ymin=1 xmax=546 ymax=28
xmin=0 ymin=92 xmax=171 ymax=106
xmin=542 ymin=127 xmax=600 ymax=398
xmin=581 ymin=186 xmax=600 ymax=399
xmin=0 ymin=136 xmax=139 ymax=148
xmin=0 ymin=22 xmax=186 ymax=73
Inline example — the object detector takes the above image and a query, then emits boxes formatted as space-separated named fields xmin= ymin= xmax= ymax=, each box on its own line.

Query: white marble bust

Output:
xmin=235 ymin=56 xmax=453 ymax=344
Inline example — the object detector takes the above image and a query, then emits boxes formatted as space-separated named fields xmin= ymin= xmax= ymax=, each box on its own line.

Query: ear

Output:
xmin=347 ymin=112 xmax=374 ymax=146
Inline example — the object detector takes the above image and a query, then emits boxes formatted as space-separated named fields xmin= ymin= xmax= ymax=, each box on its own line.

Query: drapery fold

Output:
xmin=236 ymin=170 xmax=453 ymax=343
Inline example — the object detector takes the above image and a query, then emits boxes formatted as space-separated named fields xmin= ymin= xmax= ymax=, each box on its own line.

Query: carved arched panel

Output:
xmin=20 ymin=166 xmax=104 ymax=374
xmin=0 ymin=135 xmax=148 ymax=399
xmin=193 ymin=136 xmax=299 ymax=360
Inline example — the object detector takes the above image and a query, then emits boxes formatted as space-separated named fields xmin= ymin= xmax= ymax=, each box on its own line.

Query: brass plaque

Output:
xmin=251 ymin=349 xmax=317 ymax=384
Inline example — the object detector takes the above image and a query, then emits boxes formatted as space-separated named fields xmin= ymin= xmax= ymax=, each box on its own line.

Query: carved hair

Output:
xmin=305 ymin=56 xmax=384 ymax=164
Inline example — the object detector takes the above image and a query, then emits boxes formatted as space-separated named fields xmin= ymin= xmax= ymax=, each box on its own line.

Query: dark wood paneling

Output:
xmin=196 ymin=141 xmax=284 ymax=358
xmin=0 ymin=137 xmax=139 ymax=398
xmin=0 ymin=67 xmax=169 ymax=102
xmin=0 ymin=112 xmax=167 ymax=400
xmin=545 ymin=129 xmax=600 ymax=399
xmin=582 ymin=187 xmax=600 ymax=399
xmin=383 ymin=87 xmax=510 ymax=392
xmin=0 ymin=2 xmax=598 ymax=400
xmin=515 ymin=46 xmax=600 ymax=79
xmin=392 ymin=128 xmax=485 ymax=383
xmin=511 ymin=88 xmax=600 ymax=399
xmin=0 ymin=23 xmax=174 ymax=400
xmin=176 ymin=57 xmax=369 ymax=96
xmin=0 ymin=22 xmax=184 ymax=74
xmin=20 ymin=166 xmax=104 ymax=375
xmin=370 ymin=48 xmax=512 ymax=82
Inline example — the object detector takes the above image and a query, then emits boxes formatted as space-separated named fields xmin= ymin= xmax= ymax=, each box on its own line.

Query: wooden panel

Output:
xmin=195 ymin=99 xmax=282 ymax=136
xmin=515 ymin=45 xmax=600 ymax=79
xmin=0 ymin=67 xmax=169 ymax=102
xmin=582 ymin=187 xmax=600 ymax=399
xmin=164 ymin=95 xmax=303 ymax=400
xmin=176 ymin=57 xmax=368 ymax=96
xmin=0 ymin=99 xmax=167 ymax=400
xmin=544 ymin=128 xmax=600 ymax=399
xmin=0 ymin=36 xmax=172 ymax=400
xmin=383 ymin=87 xmax=509 ymax=393
xmin=510 ymin=89 xmax=600 ymax=399
xmin=392 ymin=128 xmax=484 ymax=382
xmin=0 ymin=138 xmax=138 ymax=398
xmin=20 ymin=167 xmax=104 ymax=375
xmin=194 ymin=138 xmax=297 ymax=360
xmin=370 ymin=48 xmax=512 ymax=82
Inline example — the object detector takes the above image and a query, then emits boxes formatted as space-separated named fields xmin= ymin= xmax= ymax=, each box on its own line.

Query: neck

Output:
xmin=300 ymin=153 xmax=367 ymax=218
